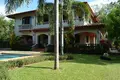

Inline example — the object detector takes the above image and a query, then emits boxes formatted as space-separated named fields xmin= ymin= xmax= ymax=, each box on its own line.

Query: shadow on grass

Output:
xmin=25 ymin=66 xmax=53 ymax=70
xmin=68 ymin=54 xmax=120 ymax=65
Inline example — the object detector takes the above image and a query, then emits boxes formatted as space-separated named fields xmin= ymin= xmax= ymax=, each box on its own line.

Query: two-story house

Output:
xmin=7 ymin=2 xmax=105 ymax=48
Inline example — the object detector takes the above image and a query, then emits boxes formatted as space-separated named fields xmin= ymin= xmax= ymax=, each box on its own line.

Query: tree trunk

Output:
xmin=54 ymin=0 xmax=59 ymax=70
xmin=60 ymin=0 xmax=64 ymax=55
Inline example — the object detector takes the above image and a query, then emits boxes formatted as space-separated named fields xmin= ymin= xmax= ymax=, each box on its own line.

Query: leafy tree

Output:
xmin=98 ymin=1 xmax=120 ymax=45
xmin=0 ymin=15 xmax=14 ymax=41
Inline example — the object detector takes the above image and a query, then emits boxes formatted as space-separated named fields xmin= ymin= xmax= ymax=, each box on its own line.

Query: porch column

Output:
xmin=32 ymin=32 xmax=38 ymax=44
xmin=35 ymin=34 xmax=38 ymax=44
xmin=93 ymin=36 xmax=96 ymax=44
xmin=96 ymin=31 xmax=101 ymax=44
xmin=48 ymin=34 xmax=51 ymax=45
xmin=32 ymin=32 xmax=35 ymax=44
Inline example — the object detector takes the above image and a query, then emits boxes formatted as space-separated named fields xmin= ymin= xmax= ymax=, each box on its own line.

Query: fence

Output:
xmin=46 ymin=44 xmax=103 ymax=54
xmin=0 ymin=41 xmax=10 ymax=48
xmin=65 ymin=44 xmax=102 ymax=54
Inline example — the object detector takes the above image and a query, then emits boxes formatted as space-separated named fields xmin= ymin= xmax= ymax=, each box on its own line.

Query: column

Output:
xmin=32 ymin=32 xmax=38 ymax=44
xmin=93 ymin=36 xmax=96 ymax=44
xmin=32 ymin=32 xmax=35 ymax=44
xmin=96 ymin=31 xmax=101 ymax=44
xmin=48 ymin=34 xmax=51 ymax=45
xmin=35 ymin=34 xmax=38 ymax=44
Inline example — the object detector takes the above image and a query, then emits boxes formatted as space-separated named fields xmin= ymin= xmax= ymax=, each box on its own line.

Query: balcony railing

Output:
xmin=19 ymin=24 xmax=32 ymax=30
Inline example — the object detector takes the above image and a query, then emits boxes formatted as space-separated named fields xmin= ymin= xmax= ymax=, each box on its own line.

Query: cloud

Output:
xmin=88 ymin=0 xmax=118 ymax=12
xmin=0 ymin=5 xmax=5 ymax=15
xmin=89 ymin=0 xmax=118 ymax=6
xmin=0 ymin=5 xmax=17 ymax=20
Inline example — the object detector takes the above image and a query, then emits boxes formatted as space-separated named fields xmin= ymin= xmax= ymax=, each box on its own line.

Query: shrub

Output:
xmin=3 ymin=54 xmax=74 ymax=68
xmin=0 ymin=64 xmax=10 ymax=80
xmin=45 ymin=45 xmax=54 ymax=52
xmin=10 ymin=33 xmax=32 ymax=51
xmin=0 ymin=40 xmax=10 ymax=48
xmin=11 ymin=43 xmax=32 ymax=51
xmin=46 ymin=44 xmax=103 ymax=54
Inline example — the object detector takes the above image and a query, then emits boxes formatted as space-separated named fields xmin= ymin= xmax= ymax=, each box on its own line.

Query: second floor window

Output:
xmin=43 ymin=14 xmax=49 ymax=24
xmin=22 ymin=16 xmax=31 ymax=24
xmin=37 ymin=14 xmax=49 ymax=24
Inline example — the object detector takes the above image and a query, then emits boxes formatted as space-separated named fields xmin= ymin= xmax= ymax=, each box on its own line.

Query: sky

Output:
xmin=0 ymin=0 xmax=118 ymax=16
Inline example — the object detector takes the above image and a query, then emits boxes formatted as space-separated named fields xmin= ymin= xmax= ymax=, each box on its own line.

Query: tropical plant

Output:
xmin=9 ymin=32 xmax=20 ymax=48
xmin=0 ymin=15 xmax=14 ymax=41
xmin=98 ymin=1 xmax=120 ymax=47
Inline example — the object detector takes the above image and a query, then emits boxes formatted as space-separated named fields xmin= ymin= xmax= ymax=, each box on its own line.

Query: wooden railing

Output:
xmin=19 ymin=24 xmax=32 ymax=30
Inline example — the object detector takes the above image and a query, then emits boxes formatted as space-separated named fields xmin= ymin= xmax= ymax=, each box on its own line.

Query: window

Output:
xmin=43 ymin=14 xmax=49 ymax=24
xmin=63 ymin=15 xmax=68 ymax=23
xmin=22 ymin=16 xmax=31 ymax=24
xmin=37 ymin=14 xmax=49 ymax=24
xmin=63 ymin=15 xmax=68 ymax=20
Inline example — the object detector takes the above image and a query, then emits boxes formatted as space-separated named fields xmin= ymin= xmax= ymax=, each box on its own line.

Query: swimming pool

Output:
xmin=0 ymin=54 xmax=30 ymax=60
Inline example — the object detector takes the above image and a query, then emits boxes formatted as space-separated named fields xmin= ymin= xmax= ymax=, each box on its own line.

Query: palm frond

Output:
xmin=37 ymin=0 xmax=47 ymax=24
xmin=72 ymin=1 xmax=90 ymax=21
xmin=5 ymin=0 xmax=31 ymax=13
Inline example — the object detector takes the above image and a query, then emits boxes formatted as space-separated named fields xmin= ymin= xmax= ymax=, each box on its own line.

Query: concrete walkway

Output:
xmin=0 ymin=50 xmax=41 ymax=55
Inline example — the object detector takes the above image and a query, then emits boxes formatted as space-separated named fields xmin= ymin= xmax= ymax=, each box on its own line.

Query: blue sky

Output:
xmin=0 ymin=0 xmax=118 ymax=15
xmin=16 ymin=0 xmax=94 ymax=12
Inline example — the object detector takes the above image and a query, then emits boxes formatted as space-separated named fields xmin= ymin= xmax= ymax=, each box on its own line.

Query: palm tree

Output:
xmin=60 ymin=0 xmax=90 ymax=53
xmin=5 ymin=0 xmax=60 ymax=70
xmin=54 ymin=0 xmax=59 ymax=70
xmin=5 ymin=0 xmax=90 ymax=69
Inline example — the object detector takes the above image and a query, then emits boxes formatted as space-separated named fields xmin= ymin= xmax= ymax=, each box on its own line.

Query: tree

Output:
xmin=98 ymin=1 xmax=120 ymax=44
xmin=5 ymin=0 xmax=90 ymax=69
xmin=5 ymin=0 xmax=60 ymax=70
xmin=54 ymin=0 xmax=59 ymax=70
xmin=0 ymin=15 xmax=14 ymax=41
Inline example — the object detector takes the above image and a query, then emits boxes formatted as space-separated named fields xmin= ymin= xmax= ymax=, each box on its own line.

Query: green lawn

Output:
xmin=9 ymin=54 xmax=120 ymax=80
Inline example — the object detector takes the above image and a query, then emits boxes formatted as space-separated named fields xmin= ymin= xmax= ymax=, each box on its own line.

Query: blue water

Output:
xmin=0 ymin=54 xmax=30 ymax=60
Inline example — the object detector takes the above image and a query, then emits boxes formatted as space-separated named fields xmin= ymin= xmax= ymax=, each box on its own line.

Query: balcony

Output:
xmin=19 ymin=24 xmax=32 ymax=30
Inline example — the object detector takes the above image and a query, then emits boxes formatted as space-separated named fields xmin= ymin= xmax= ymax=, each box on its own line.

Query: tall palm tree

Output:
xmin=5 ymin=0 xmax=90 ymax=69
xmin=60 ymin=0 xmax=90 ymax=54
xmin=54 ymin=0 xmax=59 ymax=70
xmin=5 ymin=0 xmax=60 ymax=70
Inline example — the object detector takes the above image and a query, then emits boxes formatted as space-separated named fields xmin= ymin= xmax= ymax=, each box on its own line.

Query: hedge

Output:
xmin=1 ymin=54 xmax=73 ymax=69
xmin=45 ymin=44 xmax=103 ymax=54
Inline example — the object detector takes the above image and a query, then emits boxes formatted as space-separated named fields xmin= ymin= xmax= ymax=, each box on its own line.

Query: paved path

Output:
xmin=0 ymin=50 xmax=41 ymax=55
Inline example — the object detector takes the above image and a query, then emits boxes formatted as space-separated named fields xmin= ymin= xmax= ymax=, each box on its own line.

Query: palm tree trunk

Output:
xmin=60 ymin=0 xmax=64 ymax=55
xmin=54 ymin=0 xmax=59 ymax=70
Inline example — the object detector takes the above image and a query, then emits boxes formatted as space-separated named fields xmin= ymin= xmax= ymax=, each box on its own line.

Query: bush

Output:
xmin=10 ymin=34 xmax=32 ymax=51
xmin=3 ymin=55 xmax=74 ymax=68
xmin=0 ymin=64 xmax=10 ymax=80
xmin=0 ymin=40 xmax=10 ymax=48
xmin=12 ymin=43 xmax=32 ymax=51
xmin=45 ymin=45 xmax=54 ymax=52
xmin=46 ymin=44 xmax=103 ymax=54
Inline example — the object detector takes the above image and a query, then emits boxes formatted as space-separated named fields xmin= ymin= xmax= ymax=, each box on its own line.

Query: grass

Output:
xmin=9 ymin=54 xmax=120 ymax=80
